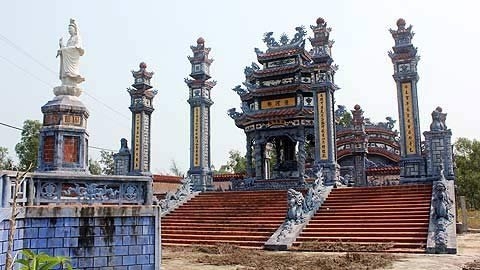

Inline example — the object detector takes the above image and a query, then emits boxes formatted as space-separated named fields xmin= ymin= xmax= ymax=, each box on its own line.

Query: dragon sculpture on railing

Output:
xmin=274 ymin=168 xmax=330 ymax=243
xmin=157 ymin=176 xmax=194 ymax=215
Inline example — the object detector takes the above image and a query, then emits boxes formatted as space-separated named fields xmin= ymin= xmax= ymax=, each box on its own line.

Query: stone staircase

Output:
xmin=161 ymin=190 xmax=288 ymax=248
xmin=294 ymin=184 xmax=432 ymax=252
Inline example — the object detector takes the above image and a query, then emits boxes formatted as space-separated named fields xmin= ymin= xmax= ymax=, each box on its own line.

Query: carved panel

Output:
xmin=133 ymin=113 xmax=141 ymax=170
xmin=142 ymin=114 xmax=150 ymax=171
xmin=36 ymin=180 xmax=147 ymax=205
xmin=202 ymin=107 xmax=209 ymax=166
xmin=261 ymin=97 xmax=295 ymax=109
xmin=62 ymin=114 xmax=82 ymax=126
xmin=267 ymin=58 xmax=296 ymax=68
xmin=193 ymin=107 xmax=201 ymax=167
xmin=43 ymin=136 xmax=55 ymax=163
xmin=401 ymin=82 xmax=416 ymax=154
xmin=303 ymin=96 xmax=314 ymax=106
xmin=44 ymin=113 xmax=60 ymax=126
xmin=63 ymin=136 xmax=79 ymax=163
xmin=317 ymin=92 xmax=328 ymax=160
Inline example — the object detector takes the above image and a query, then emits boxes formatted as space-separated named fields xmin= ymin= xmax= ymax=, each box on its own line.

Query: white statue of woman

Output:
xmin=57 ymin=18 xmax=84 ymax=87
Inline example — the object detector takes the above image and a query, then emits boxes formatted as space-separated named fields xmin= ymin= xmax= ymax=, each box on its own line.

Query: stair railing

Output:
xmin=265 ymin=168 xmax=332 ymax=250
xmin=157 ymin=175 xmax=198 ymax=216
xmin=426 ymin=167 xmax=457 ymax=254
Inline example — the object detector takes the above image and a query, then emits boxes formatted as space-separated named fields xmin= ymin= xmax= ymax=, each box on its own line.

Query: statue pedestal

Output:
xmin=53 ymin=85 xmax=82 ymax=97
xmin=37 ymin=94 xmax=89 ymax=173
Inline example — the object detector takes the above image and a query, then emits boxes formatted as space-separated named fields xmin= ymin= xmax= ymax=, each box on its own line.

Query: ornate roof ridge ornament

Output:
xmin=389 ymin=18 xmax=415 ymax=44
xmin=244 ymin=62 xmax=260 ymax=77
xmin=309 ymin=17 xmax=335 ymax=59
xmin=388 ymin=18 xmax=419 ymax=61
xmin=261 ymin=26 xmax=307 ymax=52
xmin=187 ymin=37 xmax=214 ymax=64
xmin=232 ymin=85 xmax=249 ymax=96
xmin=131 ymin=62 xmax=154 ymax=82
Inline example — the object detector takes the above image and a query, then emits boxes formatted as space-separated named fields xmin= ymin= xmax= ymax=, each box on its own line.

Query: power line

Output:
xmin=82 ymin=91 xmax=130 ymax=121
xmin=0 ymin=33 xmax=130 ymax=121
xmin=89 ymin=145 xmax=116 ymax=152
xmin=0 ymin=53 xmax=130 ymax=128
xmin=0 ymin=54 xmax=54 ymax=88
xmin=0 ymin=121 xmax=116 ymax=152
xmin=0 ymin=122 xmax=24 ymax=131
xmin=0 ymin=33 xmax=58 ymax=75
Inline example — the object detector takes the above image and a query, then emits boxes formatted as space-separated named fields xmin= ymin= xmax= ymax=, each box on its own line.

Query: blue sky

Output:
xmin=1 ymin=0 xmax=478 ymax=174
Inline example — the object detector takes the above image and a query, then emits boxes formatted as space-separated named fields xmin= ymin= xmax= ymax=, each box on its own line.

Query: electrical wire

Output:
xmin=0 ymin=33 xmax=130 ymax=120
xmin=0 ymin=121 xmax=116 ymax=152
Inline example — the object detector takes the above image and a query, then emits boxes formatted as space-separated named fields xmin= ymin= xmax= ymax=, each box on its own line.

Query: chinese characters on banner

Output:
xmin=134 ymin=113 xmax=141 ymax=170
xmin=142 ymin=115 xmax=150 ymax=171
xmin=260 ymin=97 xmax=295 ymax=109
xmin=402 ymin=82 xmax=416 ymax=155
xmin=317 ymin=92 xmax=329 ymax=160
xmin=193 ymin=107 xmax=201 ymax=167
xmin=202 ymin=107 xmax=209 ymax=166
xmin=63 ymin=114 xmax=82 ymax=126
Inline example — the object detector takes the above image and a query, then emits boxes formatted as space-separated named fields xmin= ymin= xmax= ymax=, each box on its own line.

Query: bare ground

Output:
xmin=382 ymin=233 xmax=480 ymax=270
xmin=162 ymin=233 xmax=480 ymax=270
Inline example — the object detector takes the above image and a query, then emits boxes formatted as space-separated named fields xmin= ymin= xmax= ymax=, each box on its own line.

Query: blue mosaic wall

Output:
xmin=0 ymin=215 xmax=156 ymax=270
xmin=0 ymin=219 xmax=24 ymax=270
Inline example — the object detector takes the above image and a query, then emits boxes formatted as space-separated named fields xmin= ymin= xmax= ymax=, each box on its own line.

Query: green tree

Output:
xmin=88 ymin=158 xmax=102 ymax=175
xmin=0 ymin=146 xmax=15 ymax=170
xmin=99 ymin=150 xmax=114 ymax=175
xmin=337 ymin=111 xmax=352 ymax=127
xmin=15 ymin=249 xmax=72 ymax=270
xmin=454 ymin=137 xmax=480 ymax=209
xmin=15 ymin=120 xmax=41 ymax=171
xmin=226 ymin=149 xmax=246 ymax=174
xmin=169 ymin=159 xmax=184 ymax=176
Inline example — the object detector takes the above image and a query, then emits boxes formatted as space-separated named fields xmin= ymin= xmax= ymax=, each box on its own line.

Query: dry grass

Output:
xmin=293 ymin=241 xmax=395 ymax=252
xmin=467 ymin=210 xmax=480 ymax=229
xmin=463 ymin=259 xmax=480 ymax=270
xmin=164 ymin=244 xmax=397 ymax=270
xmin=458 ymin=209 xmax=480 ymax=229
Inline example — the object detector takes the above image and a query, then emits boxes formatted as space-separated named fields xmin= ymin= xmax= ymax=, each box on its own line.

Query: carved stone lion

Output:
xmin=287 ymin=189 xmax=305 ymax=224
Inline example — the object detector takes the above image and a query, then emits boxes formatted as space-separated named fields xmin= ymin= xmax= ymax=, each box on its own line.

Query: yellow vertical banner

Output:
xmin=402 ymin=82 xmax=416 ymax=155
xmin=317 ymin=92 xmax=328 ymax=160
xmin=193 ymin=107 xmax=201 ymax=167
xmin=134 ymin=113 xmax=141 ymax=170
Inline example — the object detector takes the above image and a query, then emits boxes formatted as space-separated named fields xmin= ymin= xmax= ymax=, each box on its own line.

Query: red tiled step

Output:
xmin=162 ymin=239 xmax=266 ymax=248
xmin=296 ymin=236 xmax=427 ymax=243
xmin=298 ymin=231 xmax=427 ymax=237
xmin=162 ymin=229 xmax=274 ymax=236
xmin=294 ymin=241 xmax=426 ymax=251
xmin=307 ymin=218 xmax=428 ymax=224
xmin=321 ymin=201 xmax=430 ymax=207
xmin=301 ymin=227 xmax=428 ymax=233
xmin=162 ymin=190 xmax=289 ymax=248
xmin=304 ymin=222 xmax=428 ymax=228
xmin=294 ymin=184 xmax=432 ymax=253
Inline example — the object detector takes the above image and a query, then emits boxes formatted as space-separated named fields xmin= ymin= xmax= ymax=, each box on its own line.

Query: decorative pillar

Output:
xmin=128 ymin=62 xmax=157 ymax=176
xmin=351 ymin=105 xmax=368 ymax=186
xmin=423 ymin=107 xmax=454 ymax=180
xmin=245 ymin=135 xmax=253 ymax=177
xmin=37 ymin=18 xmax=89 ymax=173
xmin=296 ymin=127 xmax=306 ymax=181
xmin=254 ymin=137 xmax=263 ymax=180
xmin=388 ymin=18 xmax=426 ymax=181
xmin=309 ymin=17 xmax=340 ymax=185
xmin=185 ymin=37 xmax=216 ymax=191
xmin=1 ymin=174 xmax=11 ymax=208
xmin=264 ymin=142 xmax=273 ymax=180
